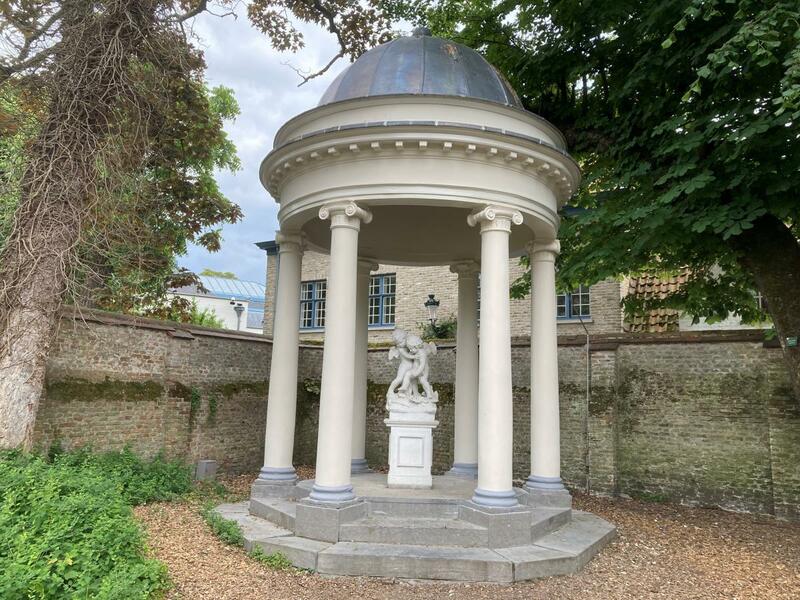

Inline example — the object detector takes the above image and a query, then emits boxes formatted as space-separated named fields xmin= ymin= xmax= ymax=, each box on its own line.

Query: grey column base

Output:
xmin=460 ymin=501 xmax=532 ymax=547
xmin=295 ymin=496 xmax=366 ymax=543
xmin=446 ymin=462 xmax=478 ymax=479
xmin=471 ymin=487 xmax=519 ymax=508
xmin=525 ymin=475 xmax=572 ymax=508
xmin=251 ymin=478 xmax=297 ymax=498
xmin=309 ymin=482 xmax=356 ymax=504
xmin=350 ymin=458 xmax=372 ymax=474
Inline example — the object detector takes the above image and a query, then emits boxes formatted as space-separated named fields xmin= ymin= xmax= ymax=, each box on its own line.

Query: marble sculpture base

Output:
xmin=385 ymin=409 xmax=438 ymax=488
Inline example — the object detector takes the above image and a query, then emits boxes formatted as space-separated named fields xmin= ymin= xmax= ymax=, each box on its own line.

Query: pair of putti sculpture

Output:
xmin=385 ymin=329 xmax=438 ymax=412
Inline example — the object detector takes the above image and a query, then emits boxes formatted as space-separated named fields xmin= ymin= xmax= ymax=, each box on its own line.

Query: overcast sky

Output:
xmin=181 ymin=6 xmax=349 ymax=284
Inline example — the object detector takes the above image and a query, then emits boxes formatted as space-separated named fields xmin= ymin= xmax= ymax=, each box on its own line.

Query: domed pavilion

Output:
xmin=231 ymin=28 xmax=614 ymax=582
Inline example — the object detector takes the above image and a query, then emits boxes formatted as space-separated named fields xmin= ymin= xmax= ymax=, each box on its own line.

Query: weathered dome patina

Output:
xmin=318 ymin=29 xmax=522 ymax=109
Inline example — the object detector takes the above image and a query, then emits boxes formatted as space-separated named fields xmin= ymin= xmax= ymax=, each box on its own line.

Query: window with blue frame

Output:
xmin=369 ymin=273 xmax=396 ymax=327
xmin=557 ymin=285 xmax=591 ymax=319
xmin=300 ymin=280 xmax=326 ymax=329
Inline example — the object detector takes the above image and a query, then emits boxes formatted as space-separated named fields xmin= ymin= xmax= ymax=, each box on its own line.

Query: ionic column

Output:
xmin=255 ymin=231 xmax=304 ymax=492
xmin=447 ymin=260 xmax=480 ymax=478
xmin=467 ymin=206 xmax=523 ymax=507
xmin=526 ymin=239 xmax=570 ymax=505
xmin=351 ymin=258 xmax=378 ymax=474
xmin=310 ymin=201 xmax=373 ymax=503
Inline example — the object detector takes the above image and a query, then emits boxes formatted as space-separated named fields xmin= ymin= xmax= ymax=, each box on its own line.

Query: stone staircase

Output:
xmin=215 ymin=485 xmax=616 ymax=583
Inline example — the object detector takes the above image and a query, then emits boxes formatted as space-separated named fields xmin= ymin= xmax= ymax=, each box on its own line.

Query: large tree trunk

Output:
xmin=0 ymin=0 xmax=155 ymax=449
xmin=731 ymin=214 xmax=800 ymax=403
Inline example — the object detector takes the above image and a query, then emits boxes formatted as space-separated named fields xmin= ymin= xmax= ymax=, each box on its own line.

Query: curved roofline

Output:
xmin=273 ymin=94 xmax=568 ymax=151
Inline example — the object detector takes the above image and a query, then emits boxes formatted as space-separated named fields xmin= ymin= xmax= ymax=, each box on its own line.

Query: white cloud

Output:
xmin=180 ymin=5 xmax=346 ymax=284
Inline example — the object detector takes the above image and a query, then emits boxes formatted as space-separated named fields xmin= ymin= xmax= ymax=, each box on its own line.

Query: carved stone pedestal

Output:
xmin=385 ymin=410 xmax=438 ymax=488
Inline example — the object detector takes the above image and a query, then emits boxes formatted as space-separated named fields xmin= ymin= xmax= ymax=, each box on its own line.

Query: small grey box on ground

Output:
xmin=195 ymin=459 xmax=217 ymax=481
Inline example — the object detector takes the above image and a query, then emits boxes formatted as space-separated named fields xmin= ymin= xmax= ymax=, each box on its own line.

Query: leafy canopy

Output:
xmin=387 ymin=0 xmax=800 ymax=324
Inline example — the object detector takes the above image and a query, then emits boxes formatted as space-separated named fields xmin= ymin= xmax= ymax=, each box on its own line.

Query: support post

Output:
xmin=467 ymin=206 xmax=523 ymax=507
xmin=447 ymin=260 xmax=480 ymax=478
xmin=351 ymin=258 xmax=377 ymax=474
xmin=526 ymin=239 xmax=571 ymax=507
xmin=253 ymin=231 xmax=303 ymax=496
xmin=310 ymin=201 xmax=372 ymax=503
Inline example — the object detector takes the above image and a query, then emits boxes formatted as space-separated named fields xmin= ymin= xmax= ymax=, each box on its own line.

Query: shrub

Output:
xmin=419 ymin=315 xmax=457 ymax=340
xmin=250 ymin=546 xmax=294 ymax=570
xmin=51 ymin=446 xmax=193 ymax=505
xmin=201 ymin=504 xmax=244 ymax=546
xmin=0 ymin=450 xmax=172 ymax=599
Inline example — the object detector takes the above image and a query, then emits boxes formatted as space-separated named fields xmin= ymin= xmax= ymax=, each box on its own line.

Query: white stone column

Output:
xmin=447 ymin=261 xmax=480 ymax=478
xmin=526 ymin=239 xmax=570 ymax=505
xmin=255 ymin=231 xmax=303 ymax=491
xmin=351 ymin=258 xmax=377 ymax=474
xmin=467 ymin=206 xmax=523 ymax=507
xmin=310 ymin=201 xmax=373 ymax=503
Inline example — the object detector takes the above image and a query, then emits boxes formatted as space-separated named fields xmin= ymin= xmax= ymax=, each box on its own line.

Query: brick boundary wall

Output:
xmin=36 ymin=310 xmax=799 ymax=521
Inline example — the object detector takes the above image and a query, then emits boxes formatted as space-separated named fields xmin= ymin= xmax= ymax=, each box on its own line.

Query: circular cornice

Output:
xmin=261 ymin=122 xmax=580 ymax=205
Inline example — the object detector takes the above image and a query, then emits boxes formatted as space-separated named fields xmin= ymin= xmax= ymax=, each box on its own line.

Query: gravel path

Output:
xmin=135 ymin=474 xmax=799 ymax=599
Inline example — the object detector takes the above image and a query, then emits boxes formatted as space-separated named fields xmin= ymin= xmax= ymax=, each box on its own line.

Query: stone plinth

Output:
xmin=385 ymin=410 xmax=438 ymax=488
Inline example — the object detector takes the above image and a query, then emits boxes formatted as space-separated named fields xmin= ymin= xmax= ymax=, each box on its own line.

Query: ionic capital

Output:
xmin=528 ymin=239 xmax=561 ymax=262
xmin=275 ymin=230 xmax=305 ymax=254
xmin=319 ymin=201 xmax=373 ymax=231
xmin=467 ymin=205 xmax=523 ymax=234
xmin=450 ymin=260 xmax=480 ymax=278
xmin=357 ymin=257 xmax=379 ymax=273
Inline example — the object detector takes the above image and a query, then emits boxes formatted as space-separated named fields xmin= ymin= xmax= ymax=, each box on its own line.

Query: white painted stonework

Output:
xmin=385 ymin=329 xmax=438 ymax=488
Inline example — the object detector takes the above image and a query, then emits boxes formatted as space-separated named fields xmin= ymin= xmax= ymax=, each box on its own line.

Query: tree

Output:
xmin=199 ymin=268 xmax=237 ymax=279
xmin=388 ymin=0 xmax=800 ymax=401
xmin=0 ymin=0 xmax=393 ymax=449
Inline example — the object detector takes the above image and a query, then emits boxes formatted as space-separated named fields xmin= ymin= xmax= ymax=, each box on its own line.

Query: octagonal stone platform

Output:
xmin=214 ymin=474 xmax=615 ymax=583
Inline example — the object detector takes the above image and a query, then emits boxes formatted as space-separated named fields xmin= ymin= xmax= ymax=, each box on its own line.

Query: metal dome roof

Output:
xmin=318 ymin=28 xmax=523 ymax=109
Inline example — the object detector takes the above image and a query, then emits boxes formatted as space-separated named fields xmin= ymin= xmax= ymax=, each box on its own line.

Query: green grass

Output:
xmin=0 ymin=447 xmax=193 ymax=599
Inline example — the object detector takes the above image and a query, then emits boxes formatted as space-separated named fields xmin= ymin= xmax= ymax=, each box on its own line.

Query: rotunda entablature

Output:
xmin=259 ymin=31 xmax=580 ymax=266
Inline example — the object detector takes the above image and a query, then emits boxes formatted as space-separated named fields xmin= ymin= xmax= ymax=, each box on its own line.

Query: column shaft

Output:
xmin=351 ymin=260 xmax=376 ymax=473
xmin=468 ymin=206 xmax=522 ymax=507
xmin=448 ymin=261 xmax=479 ymax=478
xmin=259 ymin=232 xmax=303 ymax=483
xmin=311 ymin=202 xmax=372 ymax=503
xmin=527 ymin=240 xmax=566 ymax=492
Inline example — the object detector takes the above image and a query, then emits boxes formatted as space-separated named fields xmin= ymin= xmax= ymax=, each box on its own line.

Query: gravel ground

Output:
xmin=135 ymin=472 xmax=800 ymax=599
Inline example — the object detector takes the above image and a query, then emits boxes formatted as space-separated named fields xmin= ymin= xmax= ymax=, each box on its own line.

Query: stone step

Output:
xmin=249 ymin=497 xmax=296 ymax=531
xmin=530 ymin=507 xmax=572 ymax=541
xmin=339 ymin=516 xmax=488 ymax=547
xmin=317 ymin=542 xmax=514 ymax=582
xmin=366 ymin=498 xmax=460 ymax=519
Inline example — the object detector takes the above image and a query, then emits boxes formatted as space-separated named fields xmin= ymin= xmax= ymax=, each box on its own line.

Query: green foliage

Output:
xmin=0 ymin=448 xmax=191 ymax=599
xmin=388 ymin=0 xmax=799 ymax=326
xmin=185 ymin=301 xmax=225 ymax=329
xmin=207 ymin=393 xmax=219 ymax=424
xmin=419 ymin=315 xmax=457 ymax=340
xmin=199 ymin=268 xmax=237 ymax=279
xmin=48 ymin=446 xmax=193 ymax=506
xmin=189 ymin=387 xmax=202 ymax=425
xmin=249 ymin=546 xmax=294 ymax=570
xmin=200 ymin=504 xmax=245 ymax=546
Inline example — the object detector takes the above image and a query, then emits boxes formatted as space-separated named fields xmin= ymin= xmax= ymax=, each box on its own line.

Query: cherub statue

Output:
xmin=387 ymin=329 xmax=415 ymax=399
xmin=399 ymin=334 xmax=437 ymax=400
xmin=386 ymin=329 xmax=438 ymax=412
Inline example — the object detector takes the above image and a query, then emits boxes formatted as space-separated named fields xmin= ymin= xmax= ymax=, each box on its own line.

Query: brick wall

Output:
xmin=38 ymin=311 xmax=799 ymax=520
xmin=292 ymin=249 xmax=623 ymax=342
xmin=37 ymin=310 xmax=272 ymax=474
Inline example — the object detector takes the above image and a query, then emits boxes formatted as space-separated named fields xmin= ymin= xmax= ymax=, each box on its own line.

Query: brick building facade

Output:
xmin=259 ymin=244 xmax=624 ymax=342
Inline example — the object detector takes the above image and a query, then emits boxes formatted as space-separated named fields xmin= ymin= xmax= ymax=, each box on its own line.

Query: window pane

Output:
xmin=571 ymin=285 xmax=591 ymax=317
xmin=369 ymin=276 xmax=381 ymax=296
xmin=315 ymin=281 xmax=326 ymax=299
xmin=556 ymin=293 xmax=567 ymax=318
xmin=384 ymin=274 xmax=396 ymax=294
xmin=315 ymin=300 xmax=326 ymax=328
xmin=383 ymin=295 xmax=396 ymax=324
xmin=301 ymin=302 xmax=313 ymax=328
xmin=368 ymin=297 xmax=381 ymax=325
xmin=301 ymin=282 xmax=313 ymax=301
